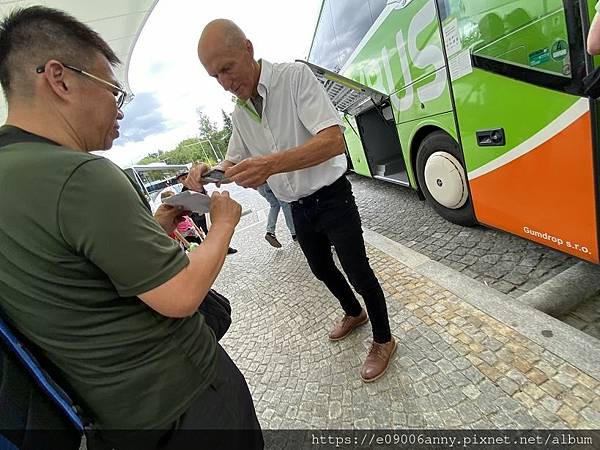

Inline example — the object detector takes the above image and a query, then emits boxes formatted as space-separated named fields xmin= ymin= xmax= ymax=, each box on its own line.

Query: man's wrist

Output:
xmin=209 ymin=221 xmax=236 ymax=234
xmin=264 ymin=153 xmax=280 ymax=176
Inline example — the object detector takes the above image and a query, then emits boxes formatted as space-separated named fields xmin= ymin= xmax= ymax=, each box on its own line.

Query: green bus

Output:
xmin=124 ymin=164 xmax=189 ymax=205
xmin=305 ymin=0 xmax=600 ymax=264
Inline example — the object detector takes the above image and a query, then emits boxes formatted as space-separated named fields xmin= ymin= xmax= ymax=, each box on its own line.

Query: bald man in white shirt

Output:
xmin=188 ymin=19 xmax=395 ymax=382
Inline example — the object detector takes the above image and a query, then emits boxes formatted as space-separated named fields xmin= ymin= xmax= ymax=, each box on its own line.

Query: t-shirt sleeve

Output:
xmin=294 ymin=63 xmax=344 ymax=136
xmin=597 ymin=1 xmax=600 ymax=13
xmin=57 ymin=158 xmax=188 ymax=297
xmin=225 ymin=116 xmax=250 ymax=164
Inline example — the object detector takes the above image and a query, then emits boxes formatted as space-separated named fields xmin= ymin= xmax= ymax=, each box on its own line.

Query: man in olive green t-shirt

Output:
xmin=0 ymin=6 xmax=262 ymax=449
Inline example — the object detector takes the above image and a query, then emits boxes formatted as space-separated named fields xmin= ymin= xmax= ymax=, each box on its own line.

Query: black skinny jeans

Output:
xmin=291 ymin=176 xmax=392 ymax=344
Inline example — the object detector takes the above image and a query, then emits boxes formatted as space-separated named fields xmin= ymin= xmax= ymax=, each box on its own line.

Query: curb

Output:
xmin=363 ymin=228 xmax=600 ymax=380
xmin=517 ymin=261 xmax=600 ymax=316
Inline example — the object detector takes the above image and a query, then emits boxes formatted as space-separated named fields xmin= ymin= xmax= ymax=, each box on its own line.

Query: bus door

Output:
xmin=299 ymin=60 xmax=410 ymax=186
xmin=438 ymin=0 xmax=599 ymax=263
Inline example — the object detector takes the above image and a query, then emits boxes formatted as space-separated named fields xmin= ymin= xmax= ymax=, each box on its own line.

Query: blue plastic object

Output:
xmin=0 ymin=317 xmax=84 ymax=433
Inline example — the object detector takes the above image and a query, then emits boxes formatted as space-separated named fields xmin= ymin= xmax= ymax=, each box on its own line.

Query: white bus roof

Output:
xmin=127 ymin=164 xmax=190 ymax=173
xmin=0 ymin=0 xmax=159 ymax=122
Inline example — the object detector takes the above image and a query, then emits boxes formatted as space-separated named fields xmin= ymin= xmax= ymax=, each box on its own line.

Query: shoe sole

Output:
xmin=360 ymin=338 xmax=397 ymax=383
xmin=328 ymin=315 xmax=369 ymax=341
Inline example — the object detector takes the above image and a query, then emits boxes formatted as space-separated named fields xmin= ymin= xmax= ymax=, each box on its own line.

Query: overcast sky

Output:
xmin=101 ymin=0 xmax=323 ymax=167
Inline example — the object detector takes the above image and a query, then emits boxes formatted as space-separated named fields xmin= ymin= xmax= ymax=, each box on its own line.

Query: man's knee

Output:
xmin=346 ymin=267 xmax=380 ymax=295
xmin=307 ymin=259 xmax=336 ymax=282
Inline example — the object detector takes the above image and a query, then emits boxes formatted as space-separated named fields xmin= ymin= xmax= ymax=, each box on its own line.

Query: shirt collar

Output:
xmin=235 ymin=59 xmax=272 ymax=121
xmin=256 ymin=59 xmax=272 ymax=97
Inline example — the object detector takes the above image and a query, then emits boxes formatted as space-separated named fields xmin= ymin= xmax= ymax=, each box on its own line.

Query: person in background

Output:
xmin=161 ymin=189 xmax=205 ymax=244
xmin=0 ymin=6 xmax=261 ymax=449
xmin=256 ymin=182 xmax=296 ymax=248
xmin=189 ymin=19 xmax=395 ymax=382
xmin=176 ymin=171 xmax=238 ymax=254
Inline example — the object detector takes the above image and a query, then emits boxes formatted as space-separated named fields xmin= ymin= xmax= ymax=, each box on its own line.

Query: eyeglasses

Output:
xmin=36 ymin=62 xmax=132 ymax=109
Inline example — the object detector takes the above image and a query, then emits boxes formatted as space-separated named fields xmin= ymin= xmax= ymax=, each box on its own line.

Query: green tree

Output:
xmin=137 ymin=154 xmax=162 ymax=165
xmin=135 ymin=110 xmax=233 ymax=165
xmin=221 ymin=110 xmax=232 ymax=140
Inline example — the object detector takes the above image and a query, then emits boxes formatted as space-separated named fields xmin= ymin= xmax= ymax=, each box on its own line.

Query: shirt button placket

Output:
xmin=263 ymin=118 xmax=277 ymax=150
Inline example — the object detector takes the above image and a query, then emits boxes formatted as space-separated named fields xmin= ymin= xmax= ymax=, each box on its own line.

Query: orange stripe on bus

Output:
xmin=470 ymin=112 xmax=598 ymax=263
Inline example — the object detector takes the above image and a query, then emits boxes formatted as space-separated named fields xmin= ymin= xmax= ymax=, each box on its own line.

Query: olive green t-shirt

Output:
xmin=0 ymin=126 xmax=217 ymax=429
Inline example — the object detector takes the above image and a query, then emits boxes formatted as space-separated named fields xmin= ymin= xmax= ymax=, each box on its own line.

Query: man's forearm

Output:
xmin=268 ymin=126 xmax=345 ymax=175
xmin=589 ymin=13 xmax=600 ymax=55
xmin=183 ymin=224 xmax=234 ymax=303
xmin=137 ymin=222 xmax=235 ymax=318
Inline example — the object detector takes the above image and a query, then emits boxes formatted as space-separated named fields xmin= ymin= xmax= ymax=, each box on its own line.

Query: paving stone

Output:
xmin=540 ymin=379 xmax=567 ymax=397
xmin=408 ymin=413 xmax=425 ymax=428
xmin=556 ymin=405 xmax=580 ymax=427
xmin=497 ymin=377 xmax=520 ymax=396
xmin=539 ymin=395 xmax=562 ymax=414
xmin=507 ymin=369 xmax=530 ymax=387
xmin=328 ymin=401 xmax=342 ymax=420
xmin=462 ymin=366 xmax=485 ymax=384
xmin=553 ymin=372 xmax=578 ymax=389
xmin=490 ymin=411 xmax=515 ymax=428
xmin=562 ymin=394 xmax=587 ymax=412
xmin=511 ymin=410 xmax=540 ymax=429
xmin=213 ymin=188 xmax=600 ymax=432
xmin=581 ymin=407 xmax=600 ymax=426
xmin=445 ymin=390 xmax=467 ymax=407
xmin=476 ymin=396 xmax=499 ymax=416
xmin=439 ymin=409 xmax=462 ymax=428
xmin=522 ymin=383 xmax=545 ymax=401
xmin=462 ymin=384 xmax=481 ymax=400
xmin=526 ymin=368 xmax=549 ymax=386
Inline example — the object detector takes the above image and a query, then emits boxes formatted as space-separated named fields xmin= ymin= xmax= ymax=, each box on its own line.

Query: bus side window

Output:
xmin=309 ymin=1 xmax=341 ymax=72
xmin=470 ymin=2 xmax=570 ymax=78
xmin=437 ymin=0 xmax=450 ymax=22
xmin=309 ymin=0 xmax=387 ymax=73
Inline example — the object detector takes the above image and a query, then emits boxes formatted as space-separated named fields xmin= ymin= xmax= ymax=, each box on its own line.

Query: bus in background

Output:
xmin=124 ymin=164 xmax=190 ymax=207
xmin=304 ymin=0 xmax=600 ymax=263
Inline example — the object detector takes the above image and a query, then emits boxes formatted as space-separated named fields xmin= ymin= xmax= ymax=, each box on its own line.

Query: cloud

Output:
xmin=118 ymin=92 xmax=168 ymax=143
xmin=149 ymin=61 xmax=167 ymax=75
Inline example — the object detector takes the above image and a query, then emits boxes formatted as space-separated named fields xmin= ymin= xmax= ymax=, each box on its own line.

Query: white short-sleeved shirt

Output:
xmin=597 ymin=1 xmax=600 ymax=12
xmin=226 ymin=59 xmax=346 ymax=202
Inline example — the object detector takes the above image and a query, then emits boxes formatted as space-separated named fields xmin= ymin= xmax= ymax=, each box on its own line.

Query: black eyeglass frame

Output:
xmin=35 ymin=62 xmax=132 ymax=108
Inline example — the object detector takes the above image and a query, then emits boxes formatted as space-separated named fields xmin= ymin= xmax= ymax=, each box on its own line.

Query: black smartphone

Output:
xmin=201 ymin=168 xmax=227 ymax=184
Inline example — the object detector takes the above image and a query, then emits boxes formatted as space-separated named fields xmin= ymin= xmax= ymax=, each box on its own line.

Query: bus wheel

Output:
xmin=416 ymin=131 xmax=476 ymax=226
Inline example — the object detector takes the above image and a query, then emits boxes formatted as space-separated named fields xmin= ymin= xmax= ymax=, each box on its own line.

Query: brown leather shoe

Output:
xmin=328 ymin=309 xmax=368 ymax=341
xmin=360 ymin=338 xmax=396 ymax=383
xmin=265 ymin=232 xmax=282 ymax=248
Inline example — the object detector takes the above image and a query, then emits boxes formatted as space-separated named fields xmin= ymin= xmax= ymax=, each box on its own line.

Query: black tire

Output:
xmin=415 ymin=131 xmax=477 ymax=226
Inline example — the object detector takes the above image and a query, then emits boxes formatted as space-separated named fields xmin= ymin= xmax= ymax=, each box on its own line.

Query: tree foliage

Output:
xmin=135 ymin=110 xmax=233 ymax=166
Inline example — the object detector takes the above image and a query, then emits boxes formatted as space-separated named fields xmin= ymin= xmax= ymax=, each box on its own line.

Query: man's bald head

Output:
xmin=198 ymin=19 xmax=247 ymax=59
xmin=197 ymin=19 xmax=260 ymax=100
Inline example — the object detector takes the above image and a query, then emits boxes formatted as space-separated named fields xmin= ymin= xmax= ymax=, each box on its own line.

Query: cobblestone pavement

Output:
xmin=350 ymin=175 xmax=576 ymax=299
xmin=214 ymin=211 xmax=600 ymax=436
xmin=349 ymin=174 xmax=600 ymax=342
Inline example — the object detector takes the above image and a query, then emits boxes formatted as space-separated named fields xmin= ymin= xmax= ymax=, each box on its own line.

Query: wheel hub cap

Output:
xmin=423 ymin=151 xmax=468 ymax=209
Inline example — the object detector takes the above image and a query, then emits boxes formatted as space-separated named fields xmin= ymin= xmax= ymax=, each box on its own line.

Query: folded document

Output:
xmin=162 ymin=191 xmax=211 ymax=214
